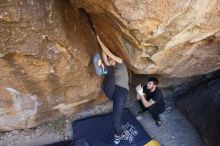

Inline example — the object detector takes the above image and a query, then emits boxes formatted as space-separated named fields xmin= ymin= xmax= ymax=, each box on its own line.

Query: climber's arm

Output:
xmin=97 ymin=35 xmax=123 ymax=64
xmin=102 ymin=51 xmax=111 ymax=66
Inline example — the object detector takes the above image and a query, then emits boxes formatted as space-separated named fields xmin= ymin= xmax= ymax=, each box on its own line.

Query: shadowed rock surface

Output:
xmin=176 ymin=76 xmax=220 ymax=146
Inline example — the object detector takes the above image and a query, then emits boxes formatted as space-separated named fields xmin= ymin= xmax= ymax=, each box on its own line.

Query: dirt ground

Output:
xmin=0 ymin=90 xmax=204 ymax=146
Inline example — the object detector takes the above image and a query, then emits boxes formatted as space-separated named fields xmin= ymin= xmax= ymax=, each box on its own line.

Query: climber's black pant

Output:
xmin=102 ymin=67 xmax=128 ymax=136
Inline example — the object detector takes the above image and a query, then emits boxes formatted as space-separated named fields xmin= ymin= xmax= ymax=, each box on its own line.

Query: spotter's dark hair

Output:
xmin=147 ymin=77 xmax=159 ymax=85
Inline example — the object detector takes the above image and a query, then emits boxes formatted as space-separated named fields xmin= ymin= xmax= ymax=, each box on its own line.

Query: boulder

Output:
xmin=72 ymin=0 xmax=220 ymax=77
xmin=0 ymin=0 xmax=105 ymax=131
xmin=1 ymin=0 xmax=220 ymax=131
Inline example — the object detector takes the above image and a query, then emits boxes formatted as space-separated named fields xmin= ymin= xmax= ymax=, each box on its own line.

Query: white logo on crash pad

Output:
xmin=121 ymin=122 xmax=138 ymax=143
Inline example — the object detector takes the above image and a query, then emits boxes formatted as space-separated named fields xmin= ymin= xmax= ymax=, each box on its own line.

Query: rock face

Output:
xmin=0 ymin=0 xmax=106 ymax=131
xmin=176 ymin=77 xmax=220 ymax=146
xmin=72 ymin=0 xmax=220 ymax=77
xmin=0 ymin=0 xmax=220 ymax=131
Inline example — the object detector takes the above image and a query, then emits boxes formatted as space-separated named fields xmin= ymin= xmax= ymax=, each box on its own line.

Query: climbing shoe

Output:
xmin=114 ymin=134 xmax=121 ymax=145
xmin=155 ymin=118 xmax=162 ymax=126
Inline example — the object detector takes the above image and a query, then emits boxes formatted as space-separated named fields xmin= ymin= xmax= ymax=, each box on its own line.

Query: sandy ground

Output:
xmin=0 ymin=91 xmax=205 ymax=146
xmin=0 ymin=116 xmax=68 ymax=146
